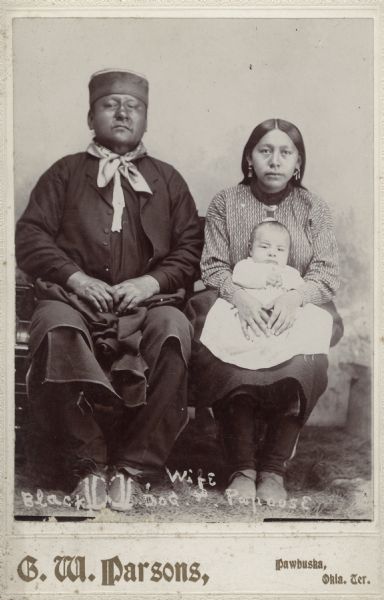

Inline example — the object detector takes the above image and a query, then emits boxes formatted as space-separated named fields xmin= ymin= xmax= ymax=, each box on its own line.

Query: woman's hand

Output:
xmin=66 ymin=272 xmax=114 ymax=312
xmin=264 ymin=290 xmax=302 ymax=336
xmin=232 ymin=289 xmax=270 ymax=340
xmin=112 ymin=275 xmax=160 ymax=314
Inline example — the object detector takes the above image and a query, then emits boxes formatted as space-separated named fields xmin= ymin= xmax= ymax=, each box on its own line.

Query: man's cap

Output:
xmin=89 ymin=69 xmax=149 ymax=106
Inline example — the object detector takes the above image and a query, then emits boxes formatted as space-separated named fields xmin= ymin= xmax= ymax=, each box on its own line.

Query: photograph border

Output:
xmin=1 ymin=1 xmax=383 ymax=598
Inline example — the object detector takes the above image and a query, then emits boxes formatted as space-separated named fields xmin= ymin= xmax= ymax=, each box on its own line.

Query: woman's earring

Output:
xmin=294 ymin=167 xmax=301 ymax=181
xmin=248 ymin=164 xmax=253 ymax=178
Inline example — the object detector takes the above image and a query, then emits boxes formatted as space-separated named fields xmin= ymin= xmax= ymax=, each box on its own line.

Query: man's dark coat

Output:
xmin=16 ymin=152 xmax=202 ymax=292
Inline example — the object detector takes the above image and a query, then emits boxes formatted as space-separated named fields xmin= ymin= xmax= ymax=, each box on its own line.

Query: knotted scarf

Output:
xmin=87 ymin=141 xmax=152 ymax=232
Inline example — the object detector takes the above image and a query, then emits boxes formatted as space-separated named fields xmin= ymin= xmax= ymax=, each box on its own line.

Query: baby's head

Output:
xmin=249 ymin=220 xmax=290 ymax=267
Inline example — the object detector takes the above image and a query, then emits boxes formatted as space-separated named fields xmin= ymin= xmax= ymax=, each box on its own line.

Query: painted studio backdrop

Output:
xmin=13 ymin=17 xmax=373 ymax=429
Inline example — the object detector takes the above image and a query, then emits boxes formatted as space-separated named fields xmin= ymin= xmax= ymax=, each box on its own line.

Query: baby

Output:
xmin=200 ymin=220 xmax=333 ymax=369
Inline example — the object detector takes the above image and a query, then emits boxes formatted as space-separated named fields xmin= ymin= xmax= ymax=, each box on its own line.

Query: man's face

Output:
xmin=250 ymin=225 xmax=290 ymax=268
xmin=88 ymin=94 xmax=147 ymax=154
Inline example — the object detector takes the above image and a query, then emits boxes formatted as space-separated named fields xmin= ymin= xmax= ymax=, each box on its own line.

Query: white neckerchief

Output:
xmin=87 ymin=141 xmax=152 ymax=232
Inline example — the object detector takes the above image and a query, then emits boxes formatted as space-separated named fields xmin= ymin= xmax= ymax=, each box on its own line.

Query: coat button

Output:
xmin=104 ymin=265 xmax=110 ymax=272
xmin=103 ymin=241 xmax=108 ymax=246
xmin=103 ymin=228 xmax=109 ymax=234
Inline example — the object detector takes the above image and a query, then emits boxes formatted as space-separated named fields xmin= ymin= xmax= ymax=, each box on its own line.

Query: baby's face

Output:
xmin=250 ymin=226 xmax=290 ymax=267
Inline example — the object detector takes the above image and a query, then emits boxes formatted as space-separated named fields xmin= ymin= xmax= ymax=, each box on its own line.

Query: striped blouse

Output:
xmin=201 ymin=184 xmax=339 ymax=306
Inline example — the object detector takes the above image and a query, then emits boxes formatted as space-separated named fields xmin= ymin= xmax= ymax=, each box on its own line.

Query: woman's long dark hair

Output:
xmin=240 ymin=118 xmax=306 ymax=187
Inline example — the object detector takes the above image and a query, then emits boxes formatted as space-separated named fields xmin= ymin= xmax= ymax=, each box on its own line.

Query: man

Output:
xmin=16 ymin=69 xmax=202 ymax=511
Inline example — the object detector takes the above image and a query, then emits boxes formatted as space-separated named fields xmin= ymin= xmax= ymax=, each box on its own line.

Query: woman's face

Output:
xmin=249 ymin=129 xmax=301 ymax=193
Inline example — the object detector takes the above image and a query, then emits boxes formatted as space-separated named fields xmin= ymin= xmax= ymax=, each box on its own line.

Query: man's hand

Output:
xmin=264 ymin=290 xmax=302 ymax=336
xmin=232 ymin=289 xmax=270 ymax=340
xmin=112 ymin=275 xmax=160 ymax=314
xmin=66 ymin=272 xmax=114 ymax=312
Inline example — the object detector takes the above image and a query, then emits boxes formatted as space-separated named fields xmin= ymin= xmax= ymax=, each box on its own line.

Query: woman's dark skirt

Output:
xmin=185 ymin=290 xmax=330 ymax=423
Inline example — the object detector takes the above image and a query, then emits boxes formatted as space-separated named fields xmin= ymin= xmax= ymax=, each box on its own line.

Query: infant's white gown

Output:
xmin=200 ymin=259 xmax=333 ymax=370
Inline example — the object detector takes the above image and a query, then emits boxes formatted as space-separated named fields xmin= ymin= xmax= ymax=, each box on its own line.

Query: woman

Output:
xmin=188 ymin=118 xmax=342 ymax=504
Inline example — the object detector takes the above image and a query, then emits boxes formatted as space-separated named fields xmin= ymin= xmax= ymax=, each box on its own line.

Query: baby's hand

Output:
xmin=266 ymin=267 xmax=283 ymax=287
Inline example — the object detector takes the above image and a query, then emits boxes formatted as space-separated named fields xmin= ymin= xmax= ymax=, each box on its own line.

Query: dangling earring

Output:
xmin=248 ymin=164 xmax=253 ymax=179
xmin=294 ymin=167 xmax=301 ymax=181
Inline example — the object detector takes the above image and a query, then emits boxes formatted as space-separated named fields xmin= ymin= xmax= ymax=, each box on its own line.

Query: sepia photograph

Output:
xmin=1 ymin=2 xmax=382 ymax=598
xmin=13 ymin=12 xmax=374 ymax=523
